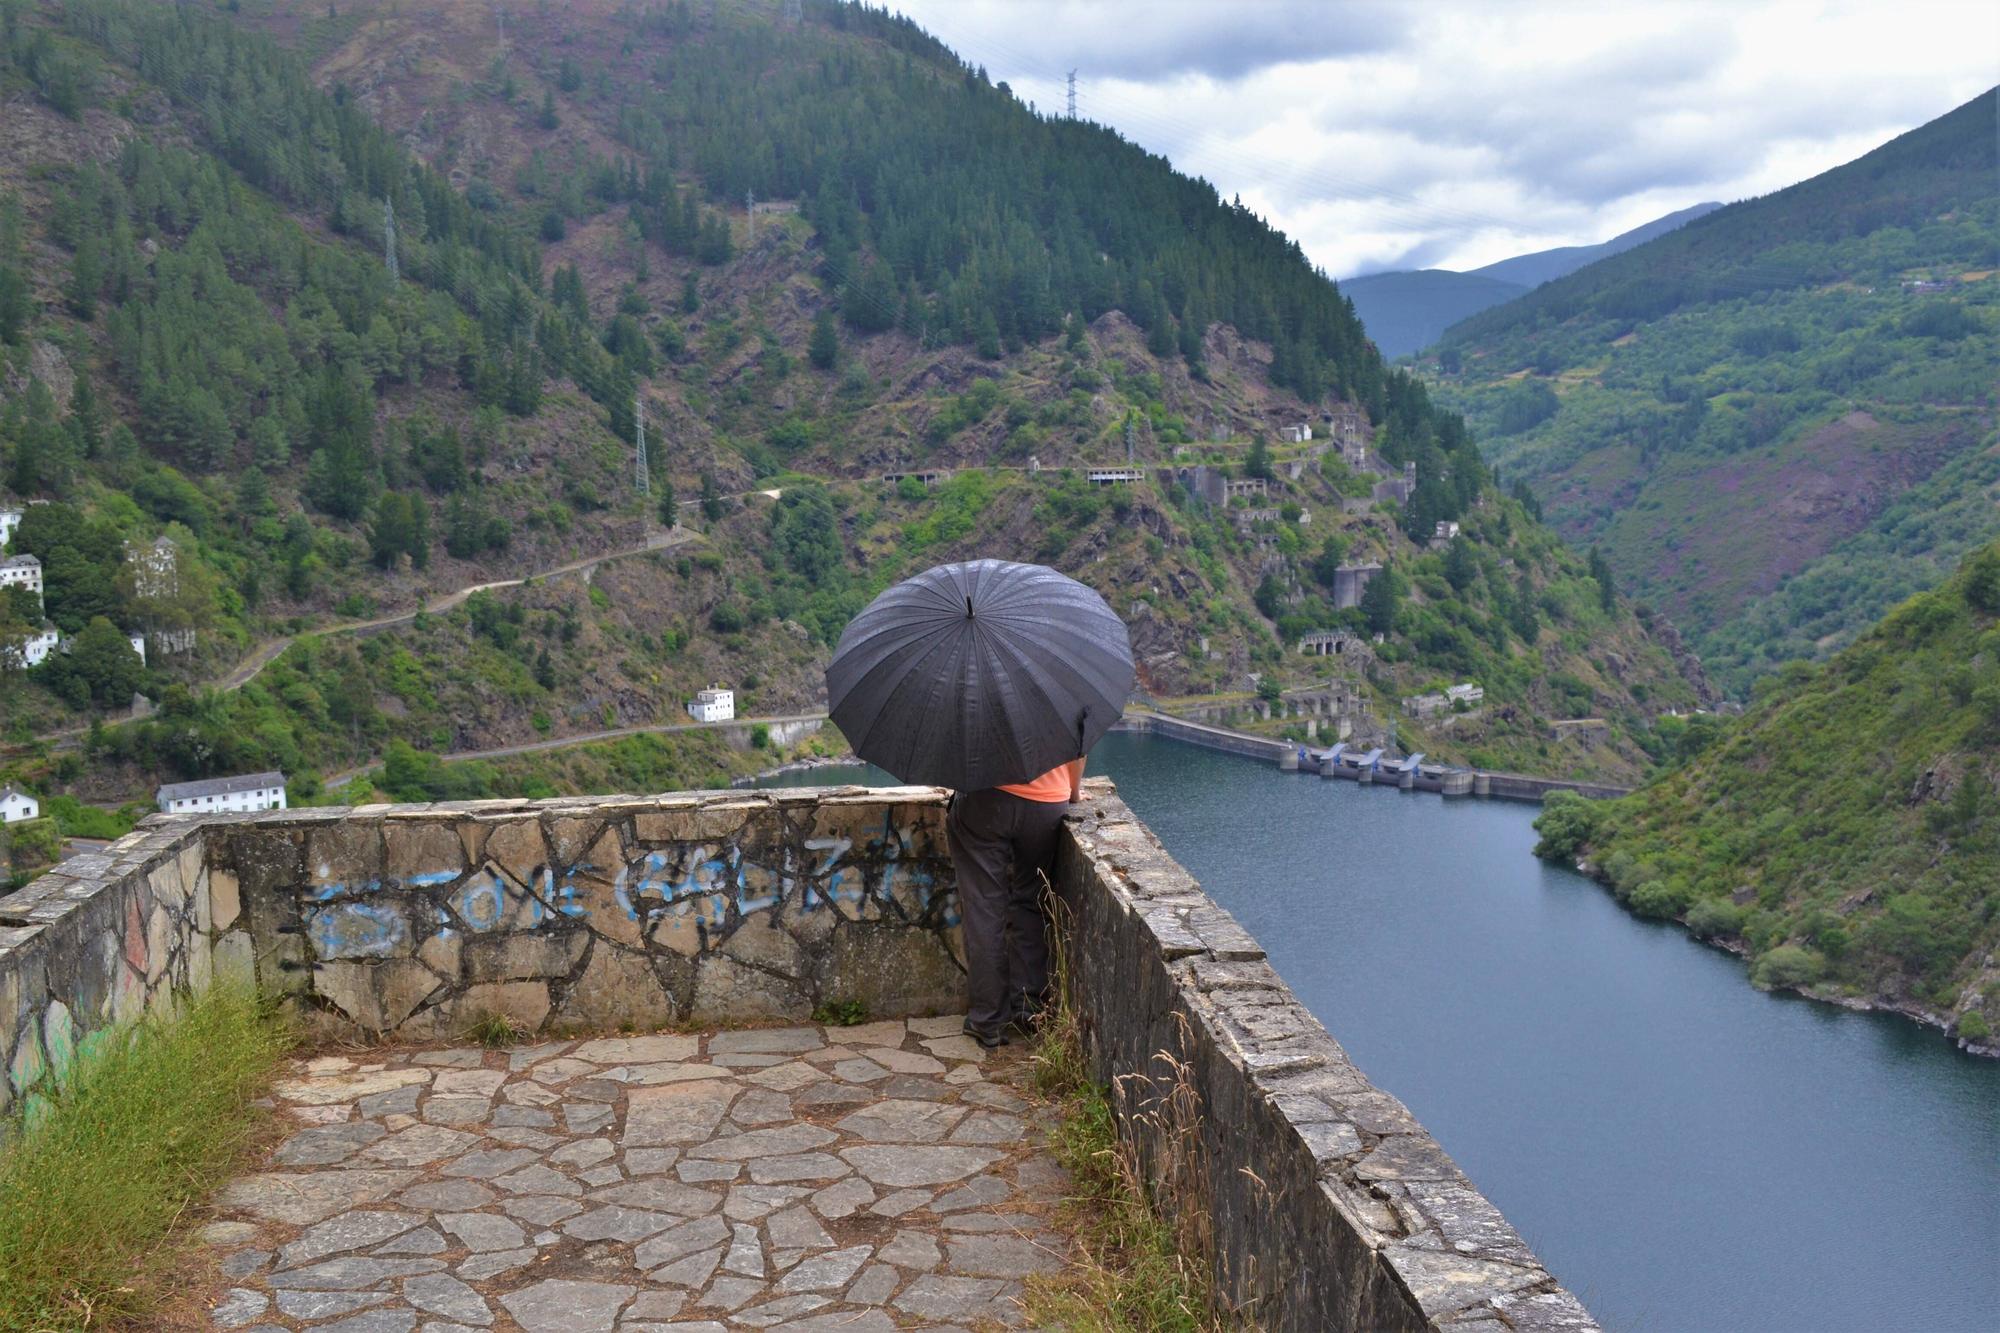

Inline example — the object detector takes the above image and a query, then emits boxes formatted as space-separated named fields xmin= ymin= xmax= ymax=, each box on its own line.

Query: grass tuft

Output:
xmin=0 ymin=986 xmax=292 ymax=1332
xmin=1024 ymin=888 xmax=1220 ymax=1331
xmin=464 ymin=1011 xmax=528 ymax=1048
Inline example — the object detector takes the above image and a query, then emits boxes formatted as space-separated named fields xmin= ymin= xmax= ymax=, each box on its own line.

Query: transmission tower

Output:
xmin=1066 ymin=69 xmax=1077 ymax=120
xmin=634 ymin=393 xmax=650 ymax=497
xmin=496 ymin=6 xmax=504 ymax=42
xmin=783 ymin=0 xmax=802 ymax=22
xmin=745 ymin=189 xmax=755 ymax=244
xmin=1124 ymin=411 xmax=1137 ymax=462
xmin=383 ymin=197 xmax=399 ymax=283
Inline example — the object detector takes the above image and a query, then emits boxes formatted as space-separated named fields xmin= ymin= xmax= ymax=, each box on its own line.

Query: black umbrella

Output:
xmin=826 ymin=559 xmax=1135 ymax=791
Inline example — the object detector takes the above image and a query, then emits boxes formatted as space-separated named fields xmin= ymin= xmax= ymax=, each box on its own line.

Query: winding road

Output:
xmin=217 ymin=526 xmax=699 ymax=692
xmin=321 ymin=710 xmax=831 ymax=789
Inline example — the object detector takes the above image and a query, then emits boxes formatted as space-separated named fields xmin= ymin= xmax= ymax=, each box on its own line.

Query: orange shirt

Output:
xmin=999 ymin=762 xmax=1078 ymax=803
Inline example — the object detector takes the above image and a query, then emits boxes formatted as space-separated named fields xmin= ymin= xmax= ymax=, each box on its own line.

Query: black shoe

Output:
xmin=1005 ymin=993 xmax=1050 ymax=1038
xmin=962 ymin=1021 xmax=1010 ymax=1050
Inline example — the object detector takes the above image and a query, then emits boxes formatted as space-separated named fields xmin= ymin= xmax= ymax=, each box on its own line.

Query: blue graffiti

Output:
xmin=307 ymin=901 xmax=409 ymax=959
xmin=448 ymin=868 xmax=547 ymax=932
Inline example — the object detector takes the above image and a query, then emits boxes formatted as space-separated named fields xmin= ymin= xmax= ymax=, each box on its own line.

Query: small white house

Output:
xmin=129 ymin=633 xmax=147 ymax=665
xmin=0 ymin=784 xmax=38 ymax=823
xmin=5 ymin=625 xmax=61 ymax=669
xmin=1446 ymin=682 xmax=1485 ymax=706
xmin=1433 ymin=520 xmax=1462 ymax=543
xmin=687 ymin=687 xmax=735 ymax=723
xmin=156 ymin=771 xmax=288 ymax=816
xmin=1280 ymin=423 xmax=1313 ymax=443
xmin=0 ymin=554 xmax=43 ymax=599
xmin=0 ymin=507 xmax=20 ymax=549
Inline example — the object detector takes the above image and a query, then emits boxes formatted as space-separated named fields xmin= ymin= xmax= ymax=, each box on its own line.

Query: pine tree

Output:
xmin=539 ymin=90 xmax=559 ymax=130
xmin=808 ymin=308 xmax=839 ymax=370
xmin=700 ymin=470 xmax=724 ymax=521
xmin=1361 ymin=564 xmax=1401 ymax=636
xmin=1589 ymin=547 xmax=1617 ymax=613
xmin=1244 ymin=437 xmax=1274 ymax=481
xmin=1444 ymin=537 xmax=1478 ymax=593
xmin=657 ymin=480 xmax=678 ymax=528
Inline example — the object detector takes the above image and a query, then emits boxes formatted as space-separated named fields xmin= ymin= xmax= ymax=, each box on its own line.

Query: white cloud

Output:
xmin=891 ymin=0 xmax=1999 ymax=276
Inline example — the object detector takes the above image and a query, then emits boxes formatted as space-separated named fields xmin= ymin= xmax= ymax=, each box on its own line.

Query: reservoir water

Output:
xmin=761 ymin=731 xmax=2000 ymax=1331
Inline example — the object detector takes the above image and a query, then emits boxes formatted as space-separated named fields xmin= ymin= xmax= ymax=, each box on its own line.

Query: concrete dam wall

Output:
xmin=0 ymin=785 xmax=1594 ymax=1330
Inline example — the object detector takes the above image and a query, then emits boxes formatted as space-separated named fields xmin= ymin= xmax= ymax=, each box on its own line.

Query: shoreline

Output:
xmin=1569 ymin=856 xmax=1997 ymax=1060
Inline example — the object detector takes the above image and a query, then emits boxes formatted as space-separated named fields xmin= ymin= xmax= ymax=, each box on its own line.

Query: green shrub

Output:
xmin=0 ymin=986 xmax=291 ymax=1329
xmin=1629 ymin=878 xmax=1693 ymax=919
xmin=1686 ymin=897 xmax=1747 ymax=939
xmin=1536 ymin=784 xmax=1600 ymax=856
xmin=1751 ymin=944 xmax=1825 ymax=989
xmin=1957 ymin=1010 xmax=1991 ymax=1043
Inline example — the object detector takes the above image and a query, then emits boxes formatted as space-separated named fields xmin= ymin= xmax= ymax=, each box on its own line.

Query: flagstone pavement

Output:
xmin=200 ymin=1015 xmax=1074 ymax=1332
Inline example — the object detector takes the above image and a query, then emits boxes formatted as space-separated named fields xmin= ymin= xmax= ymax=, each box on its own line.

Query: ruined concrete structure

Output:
xmin=0 ymin=785 xmax=1593 ymax=1330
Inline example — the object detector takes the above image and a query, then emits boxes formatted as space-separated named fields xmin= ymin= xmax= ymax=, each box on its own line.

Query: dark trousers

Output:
xmin=946 ymin=787 xmax=1071 ymax=1035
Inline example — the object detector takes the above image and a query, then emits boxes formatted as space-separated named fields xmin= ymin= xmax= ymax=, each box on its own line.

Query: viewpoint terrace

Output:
xmin=0 ymin=783 xmax=1595 ymax=1331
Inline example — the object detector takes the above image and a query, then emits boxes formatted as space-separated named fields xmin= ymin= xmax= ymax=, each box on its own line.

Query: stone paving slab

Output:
xmin=203 ymin=1018 xmax=1073 ymax=1331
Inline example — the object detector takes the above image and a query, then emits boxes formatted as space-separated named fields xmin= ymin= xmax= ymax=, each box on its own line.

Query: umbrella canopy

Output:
xmin=826 ymin=559 xmax=1135 ymax=791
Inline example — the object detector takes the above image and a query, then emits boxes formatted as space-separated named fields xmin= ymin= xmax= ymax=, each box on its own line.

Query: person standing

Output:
xmin=946 ymin=756 xmax=1086 ymax=1048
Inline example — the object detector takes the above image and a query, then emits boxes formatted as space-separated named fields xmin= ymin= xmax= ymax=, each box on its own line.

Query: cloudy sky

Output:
xmin=889 ymin=0 xmax=1998 ymax=278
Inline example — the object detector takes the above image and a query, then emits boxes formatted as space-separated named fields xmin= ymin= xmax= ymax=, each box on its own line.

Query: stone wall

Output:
xmin=0 ymin=788 xmax=966 ymax=1111
xmin=0 ymin=819 xmax=232 ymax=1120
xmin=208 ymin=788 xmax=964 ymax=1038
xmin=1056 ymin=780 xmax=1596 ymax=1332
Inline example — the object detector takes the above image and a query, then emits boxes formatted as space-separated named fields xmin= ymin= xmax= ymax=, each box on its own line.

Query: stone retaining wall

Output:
xmin=0 ymin=789 xmax=966 ymax=1113
xmin=0 ymin=819 xmax=227 ymax=1120
xmin=213 ymin=788 xmax=965 ymax=1038
xmin=1056 ymin=780 xmax=1597 ymax=1331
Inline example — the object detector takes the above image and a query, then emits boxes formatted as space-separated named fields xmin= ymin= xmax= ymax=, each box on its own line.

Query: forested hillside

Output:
xmin=1431 ymin=90 xmax=1998 ymax=694
xmin=0 ymin=0 xmax=1704 ymax=856
xmin=1535 ymin=542 xmax=2000 ymax=1047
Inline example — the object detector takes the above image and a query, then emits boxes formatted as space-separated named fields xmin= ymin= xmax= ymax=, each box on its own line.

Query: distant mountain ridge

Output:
xmin=1342 ymin=201 xmax=1722 ymax=358
xmin=1468 ymin=201 xmax=1724 ymax=288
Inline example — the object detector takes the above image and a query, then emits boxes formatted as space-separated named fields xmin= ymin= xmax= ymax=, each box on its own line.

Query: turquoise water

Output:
xmin=761 ymin=734 xmax=2000 ymax=1331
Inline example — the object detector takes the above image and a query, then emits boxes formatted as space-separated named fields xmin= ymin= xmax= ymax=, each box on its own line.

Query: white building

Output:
xmin=0 ymin=507 xmax=20 ymax=549
xmin=1280 ymin=423 xmax=1313 ymax=443
xmin=1433 ymin=520 xmax=1461 ymax=544
xmin=5 ymin=626 xmax=60 ymax=669
xmin=156 ymin=771 xmax=288 ymax=816
xmin=1084 ymin=467 xmax=1144 ymax=486
xmin=0 ymin=784 xmax=38 ymax=823
xmin=0 ymin=554 xmax=43 ymax=599
xmin=129 ymin=633 xmax=147 ymax=665
xmin=1446 ymin=682 xmax=1485 ymax=706
xmin=687 ymin=687 xmax=735 ymax=723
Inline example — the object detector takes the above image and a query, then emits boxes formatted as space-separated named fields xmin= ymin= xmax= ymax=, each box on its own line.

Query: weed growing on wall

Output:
xmin=1024 ymin=892 xmax=1219 ymax=1331
xmin=0 ymin=986 xmax=292 ymax=1331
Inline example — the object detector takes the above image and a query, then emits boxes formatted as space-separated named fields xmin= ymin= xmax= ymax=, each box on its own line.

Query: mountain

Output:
xmin=1431 ymin=90 xmax=1999 ymax=694
xmin=0 ymin=0 xmax=1705 ymax=843
xmin=1339 ymin=269 xmax=1528 ymax=362
xmin=1534 ymin=542 xmax=2000 ymax=1050
xmin=1341 ymin=202 xmax=1722 ymax=359
xmin=1467 ymin=202 xmax=1723 ymax=289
